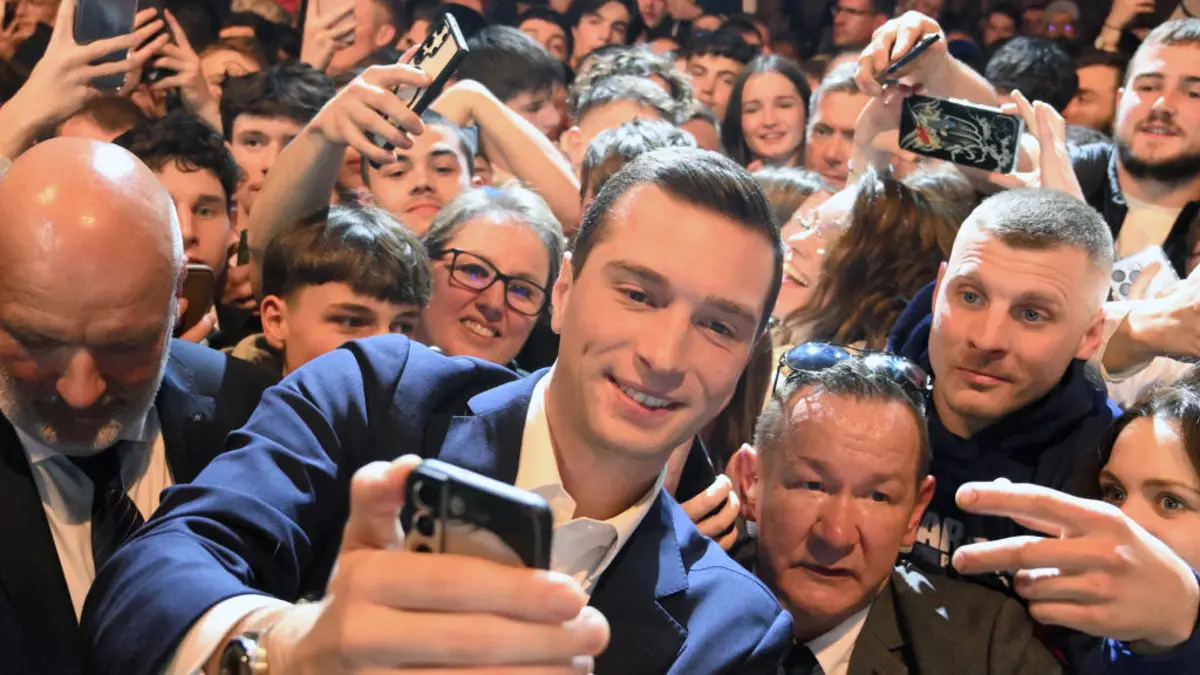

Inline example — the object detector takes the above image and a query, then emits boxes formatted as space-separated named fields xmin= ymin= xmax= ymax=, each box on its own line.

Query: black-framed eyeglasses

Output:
xmin=435 ymin=248 xmax=549 ymax=317
xmin=775 ymin=342 xmax=932 ymax=410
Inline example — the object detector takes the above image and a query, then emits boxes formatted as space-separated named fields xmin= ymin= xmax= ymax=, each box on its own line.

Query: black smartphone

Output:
xmin=366 ymin=12 xmax=470 ymax=169
xmin=176 ymin=263 xmax=215 ymax=336
xmin=878 ymin=33 xmax=941 ymax=84
xmin=236 ymin=229 xmax=250 ymax=266
xmin=136 ymin=0 xmax=172 ymax=84
xmin=74 ymin=0 xmax=140 ymax=91
xmin=401 ymin=459 xmax=553 ymax=569
xmin=899 ymin=94 xmax=1024 ymax=174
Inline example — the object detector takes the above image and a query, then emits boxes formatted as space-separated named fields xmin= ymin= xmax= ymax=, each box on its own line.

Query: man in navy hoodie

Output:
xmin=888 ymin=188 xmax=1119 ymax=572
xmin=887 ymin=188 xmax=1200 ymax=671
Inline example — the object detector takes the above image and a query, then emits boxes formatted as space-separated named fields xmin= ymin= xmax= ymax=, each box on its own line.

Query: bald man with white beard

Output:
xmin=0 ymin=137 xmax=275 ymax=675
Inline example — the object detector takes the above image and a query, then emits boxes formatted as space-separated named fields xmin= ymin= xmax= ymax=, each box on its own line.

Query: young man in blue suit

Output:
xmin=83 ymin=144 xmax=794 ymax=675
xmin=0 ymin=138 xmax=277 ymax=675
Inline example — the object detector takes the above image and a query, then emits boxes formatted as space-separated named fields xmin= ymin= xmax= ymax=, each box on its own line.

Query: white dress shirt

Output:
xmin=17 ymin=408 xmax=171 ymax=619
xmin=805 ymin=605 xmax=871 ymax=675
xmin=168 ymin=367 xmax=665 ymax=673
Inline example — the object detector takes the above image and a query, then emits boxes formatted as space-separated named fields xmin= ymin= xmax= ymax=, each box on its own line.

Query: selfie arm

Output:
xmin=432 ymin=80 xmax=582 ymax=230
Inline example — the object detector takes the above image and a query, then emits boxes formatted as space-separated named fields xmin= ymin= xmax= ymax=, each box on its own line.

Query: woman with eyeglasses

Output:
xmin=417 ymin=186 xmax=566 ymax=369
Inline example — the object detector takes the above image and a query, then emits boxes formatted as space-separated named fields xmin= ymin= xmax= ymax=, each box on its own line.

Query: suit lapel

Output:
xmin=433 ymin=371 xmax=545 ymax=483
xmin=0 ymin=416 xmax=84 ymax=674
xmin=157 ymin=355 xmax=218 ymax=484
xmin=847 ymin=578 xmax=908 ymax=675
xmin=590 ymin=493 xmax=689 ymax=674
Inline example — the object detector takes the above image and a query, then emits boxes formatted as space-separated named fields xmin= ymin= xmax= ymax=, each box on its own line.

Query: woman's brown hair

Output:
xmin=785 ymin=167 xmax=965 ymax=349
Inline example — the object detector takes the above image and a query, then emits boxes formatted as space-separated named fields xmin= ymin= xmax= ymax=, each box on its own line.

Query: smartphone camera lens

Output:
xmin=413 ymin=480 xmax=440 ymax=510
xmin=1120 ymin=282 xmax=1132 ymax=297
xmin=415 ymin=513 xmax=437 ymax=538
xmin=1113 ymin=270 xmax=1126 ymax=283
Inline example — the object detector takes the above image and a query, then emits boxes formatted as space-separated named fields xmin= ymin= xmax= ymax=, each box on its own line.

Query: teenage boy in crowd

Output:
xmin=230 ymin=205 xmax=432 ymax=378
xmin=686 ymin=30 xmax=757 ymax=120
xmin=457 ymin=25 xmax=566 ymax=139
xmin=83 ymin=146 xmax=794 ymax=675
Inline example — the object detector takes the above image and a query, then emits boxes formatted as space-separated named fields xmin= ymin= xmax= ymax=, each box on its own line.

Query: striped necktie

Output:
xmin=69 ymin=442 xmax=146 ymax=571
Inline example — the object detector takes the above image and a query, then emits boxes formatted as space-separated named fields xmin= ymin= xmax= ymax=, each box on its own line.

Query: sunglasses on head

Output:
xmin=775 ymin=342 xmax=932 ymax=407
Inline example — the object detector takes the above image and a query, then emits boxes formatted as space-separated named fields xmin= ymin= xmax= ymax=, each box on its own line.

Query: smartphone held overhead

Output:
xmin=74 ymin=0 xmax=139 ymax=90
xmin=899 ymin=95 xmax=1024 ymax=174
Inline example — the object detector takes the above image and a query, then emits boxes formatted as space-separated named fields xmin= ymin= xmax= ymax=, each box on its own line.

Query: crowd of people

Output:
xmin=2 ymin=0 xmax=1200 ymax=673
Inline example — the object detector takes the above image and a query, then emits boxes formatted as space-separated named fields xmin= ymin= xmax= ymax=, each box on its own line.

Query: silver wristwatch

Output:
xmin=218 ymin=631 xmax=268 ymax=675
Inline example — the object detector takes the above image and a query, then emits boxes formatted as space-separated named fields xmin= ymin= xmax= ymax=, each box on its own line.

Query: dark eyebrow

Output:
xmin=1144 ymin=478 xmax=1200 ymax=498
xmin=1184 ymin=76 xmax=1200 ymax=86
xmin=606 ymin=260 xmax=759 ymax=328
xmin=327 ymin=303 xmax=376 ymax=315
xmin=196 ymin=194 xmax=227 ymax=209
xmin=429 ymin=149 xmax=462 ymax=163
xmin=1133 ymin=73 xmax=1165 ymax=82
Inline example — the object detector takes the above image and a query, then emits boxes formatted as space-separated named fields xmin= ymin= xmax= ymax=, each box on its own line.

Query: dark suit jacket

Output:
xmin=0 ymin=339 xmax=276 ymax=675
xmin=82 ymin=336 xmax=793 ymax=675
xmin=846 ymin=565 xmax=1061 ymax=675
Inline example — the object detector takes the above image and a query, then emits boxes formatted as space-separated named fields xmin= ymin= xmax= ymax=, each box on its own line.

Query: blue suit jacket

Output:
xmin=0 ymin=339 xmax=277 ymax=675
xmin=82 ymin=336 xmax=793 ymax=675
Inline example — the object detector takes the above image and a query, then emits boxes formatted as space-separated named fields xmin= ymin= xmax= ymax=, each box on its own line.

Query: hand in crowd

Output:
xmin=1107 ymin=0 xmax=1158 ymax=31
xmin=0 ymin=17 xmax=35 ymax=60
xmin=175 ymin=297 xmax=218 ymax=344
xmin=681 ymin=475 xmax=740 ymax=551
xmin=850 ymin=82 xmax=915 ymax=180
xmin=300 ymin=3 xmax=356 ymax=73
xmin=1120 ymin=265 xmax=1200 ymax=362
xmin=259 ymin=456 xmax=610 ymax=674
xmin=143 ymin=10 xmax=220 ymax=131
xmin=430 ymin=78 xmax=493 ymax=127
xmin=0 ymin=0 xmax=163 ymax=157
xmin=310 ymin=58 xmax=431 ymax=166
xmin=985 ymin=90 xmax=1083 ymax=200
xmin=856 ymin=11 xmax=949 ymax=97
xmin=953 ymin=480 xmax=1200 ymax=649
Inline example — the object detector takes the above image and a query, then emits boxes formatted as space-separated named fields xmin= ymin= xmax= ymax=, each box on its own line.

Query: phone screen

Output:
xmin=74 ymin=0 xmax=139 ymax=89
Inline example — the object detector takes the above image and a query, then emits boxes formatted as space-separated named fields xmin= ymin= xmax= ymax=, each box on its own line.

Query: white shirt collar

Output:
xmin=806 ymin=604 xmax=872 ymax=675
xmin=18 ymin=406 xmax=160 ymax=467
xmin=515 ymin=367 xmax=665 ymax=591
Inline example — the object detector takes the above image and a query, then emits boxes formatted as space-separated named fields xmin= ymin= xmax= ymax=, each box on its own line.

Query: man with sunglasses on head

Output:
xmin=82 ymin=147 xmax=793 ymax=674
xmin=731 ymin=348 xmax=1061 ymax=675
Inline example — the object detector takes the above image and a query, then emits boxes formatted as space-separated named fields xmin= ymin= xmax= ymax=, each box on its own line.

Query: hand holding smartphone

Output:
xmin=899 ymin=94 xmax=1024 ymax=174
xmin=1111 ymin=246 xmax=1180 ymax=301
xmin=74 ymin=0 xmax=140 ymax=90
xmin=401 ymin=459 xmax=552 ymax=569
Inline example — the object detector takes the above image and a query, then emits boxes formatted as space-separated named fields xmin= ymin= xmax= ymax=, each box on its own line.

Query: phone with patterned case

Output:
xmin=899 ymin=94 xmax=1024 ymax=174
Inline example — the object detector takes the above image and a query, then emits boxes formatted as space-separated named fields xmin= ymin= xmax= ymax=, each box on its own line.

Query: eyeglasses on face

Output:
xmin=436 ymin=248 xmax=548 ymax=317
xmin=774 ymin=341 xmax=932 ymax=410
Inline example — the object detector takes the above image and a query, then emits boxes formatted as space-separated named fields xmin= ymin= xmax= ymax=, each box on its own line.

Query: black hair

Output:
xmin=404 ymin=0 xmax=449 ymax=28
xmin=985 ymin=36 xmax=1078 ymax=112
xmin=686 ymin=29 xmax=758 ymax=64
xmin=1075 ymin=48 xmax=1129 ymax=86
xmin=1097 ymin=375 xmax=1200 ymax=499
xmin=987 ymin=2 xmax=1023 ymax=30
xmin=458 ymin=26 xmax=565 ymax=103
xmin=565 ymin=0 xmax=634 ymax=32
xmin=721 ymin=54 xmax=812 ymax=168
xmin=262 ymin=204 xmax=432 ymax=308
xmin=571 ymin=73 xmax=680 ymax=124
xmin=580 ymin=118 xmax=698 ymax=199
xmin=219 ymin=62 xmax=335 ymax=140
xmin=117 ymin=111 xmax=241 ymax=203
xmin=361 ymin=109 xmax=476 ymax=185
xmin=519 ymin=7 xmax=574 ymax=60
xmin=572 ymin=147 xmax=782 ymax=334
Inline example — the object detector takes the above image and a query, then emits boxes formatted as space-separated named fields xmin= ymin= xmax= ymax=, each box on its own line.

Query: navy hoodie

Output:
xmin=887 ymin=282 xmax=1121 ymax=578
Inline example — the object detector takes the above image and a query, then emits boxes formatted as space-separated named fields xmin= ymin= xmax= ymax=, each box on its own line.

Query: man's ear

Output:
xmin=729 ymin=444 xmax=762 ymax=522
xmin=902 ymin=475 xmax=937 ymax=547
xmin=260 ymin=295 xmax=289 ymax=350
xmin=561 ymin=126 xmax=585 ymax=175
xmin=1075 ymin=306 xmax=1106 ymax=361
xmin=550 ymin=252 xmax=574 ymax=335
xmin=375 ymin=24 xmax=397 ymax=50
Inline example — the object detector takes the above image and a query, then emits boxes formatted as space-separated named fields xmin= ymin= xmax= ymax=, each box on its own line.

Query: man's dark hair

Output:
xmin=404 ymin=0 xmax=449 ymax=29
xmin=219 ymin=62 xmax=335 ymax=140
xmin=565 ymin=0 xmax=634 ymax=31
xmin=871 ymin=0 xmax=897 ymax=15
xmin=571 ymin=45 xmax=695 ymax=107
xmin=580 ymin=119 xmax=697 ymax=199
xmin=571 ymin=74 xmax=680 ymax=124
xmin=361 ymin=109 xmax=476 ymax=185
xmin=969 ymin=188 xmax=1114 ymax=270
xmin=987 ymin=3 xmax=1022 ymax=30
xmin=60 ymin=95 xmax=147 ymax=138
xmin=686 ymin=29 xmax=758 ymax=65
xmin=571 ymin=147 xmax=783 ymax=334
xmin=519 ymin=7 xmax=573 ymax=58
xmin=755 ymin=357 xmax=932 ymax=485
xmin=117 ymin=112 xmax=241 ymax=202
xmin=717 ymin=15 xmax=762 ymax=44
xmin=199 ymin=36 xmax=270 ymax=73
xmin=262 ymin=205 xmax=432 ymax=308
xmin=985 ymin=36 xmax=1078 ymax=112
xmin=458 ymin=26 xmax=565 ymax=103
xmin=1075 ymin=48 xmax=1129 ymax=86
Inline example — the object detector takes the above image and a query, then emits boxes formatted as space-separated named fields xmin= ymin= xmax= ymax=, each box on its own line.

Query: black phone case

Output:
xmin=401 ymin=459 xmax=552 ymax=569
xmin=367 ymin=13 xmax=470 ymax=169
xmin=898 ymin=94 xmax=1024 ymax=174
xmin=74 ymin=0 xmax=139 ymax=90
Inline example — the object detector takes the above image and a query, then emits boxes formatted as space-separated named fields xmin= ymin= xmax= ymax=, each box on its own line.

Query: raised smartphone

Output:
xmin=74 ymin=0 xmax=140 ymax=91
xmin=1111 ymin=246 xmax=1180 ymax=301
xmin=177 ymin=263 xmax=215 ymax=336
xmin=401 ymin=459 xmax=552 ymax=569
xmin=899 ymin=94 xmax=1024 ymax=174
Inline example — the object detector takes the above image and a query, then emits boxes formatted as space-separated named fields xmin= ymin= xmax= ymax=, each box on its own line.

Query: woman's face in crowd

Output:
xmin=637 ymin=0 xmax=665 ymax=28
xmin=1102 ymin=416 xmax=1200 ymax=570
xmin=777 ymin=188 xmax=854 ymax=319
xmin=200 ymin=49 xmax=262 ymax=100
xmin=416 ymin=217 xmax=551 ymax=365
xmin=741 ymin=71 xmax=807 ymax=166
